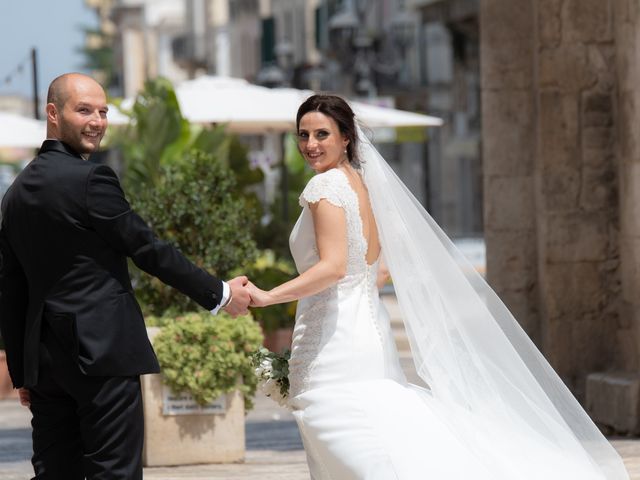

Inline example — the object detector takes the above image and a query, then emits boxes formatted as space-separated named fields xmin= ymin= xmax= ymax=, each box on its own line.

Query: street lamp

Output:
xmin=274 ymin=40 xmax=294 ymax=87
xmin=257 ymin=40 xmax=294 ymax=89
xmin=328 ymin=3 xmax=358 ymax=48
xmin=328 ymin=0 xmax=416 ymax=97
xmin=390 ymin=3 xmax=416 ymax=51
xmin=390 ymin=1 xmax=416 ymax=85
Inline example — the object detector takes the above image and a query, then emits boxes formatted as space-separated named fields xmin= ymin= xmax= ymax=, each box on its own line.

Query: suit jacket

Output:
xmin=0 ymin=140 xmax=224 ymax=388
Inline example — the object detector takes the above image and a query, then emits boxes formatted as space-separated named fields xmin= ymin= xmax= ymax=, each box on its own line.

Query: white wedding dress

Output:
xmin=287 ymin=168 xmax=619 ymax=479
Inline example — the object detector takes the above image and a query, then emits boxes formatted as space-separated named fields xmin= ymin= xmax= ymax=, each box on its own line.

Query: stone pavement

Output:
xmin=0 ymin=391 xmax=309 ymax=480
xmin=3 ymin=375 xmax=640 ymax=479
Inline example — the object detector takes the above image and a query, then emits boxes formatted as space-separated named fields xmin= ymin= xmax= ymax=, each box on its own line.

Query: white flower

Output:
xmin=260 ymin=359 xmax=273 ymax=375
xmin=252 ymin=349 xmax=290 ymax=409
xmin=260 ymin=358 xmax=272 ymax=368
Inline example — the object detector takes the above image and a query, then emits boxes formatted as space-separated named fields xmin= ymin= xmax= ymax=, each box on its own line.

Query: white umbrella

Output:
xmin=109 ymin=76 xmax=443 ymax=132
xmin=0 ymin=112 xmax=46 ymax=148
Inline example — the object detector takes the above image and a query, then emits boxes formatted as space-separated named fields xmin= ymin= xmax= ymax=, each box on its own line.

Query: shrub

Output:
xmin=240 ymin=250 xmax=297 ymax=333
xmin=130 ymin=150 xmax=258 ymax=316
xmin=149 ymin=311 xmax=264 ymax=410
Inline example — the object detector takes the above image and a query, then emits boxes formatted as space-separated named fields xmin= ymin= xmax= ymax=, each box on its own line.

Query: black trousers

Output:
xmin=29 ymin=319 xmax=144 ymax=479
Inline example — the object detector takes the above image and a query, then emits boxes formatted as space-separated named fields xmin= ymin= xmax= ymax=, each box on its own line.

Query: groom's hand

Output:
xmin=18 ymin=388 xmax=30 ymax=407
xmin=224 ymin=276 xmax=251 ymax=317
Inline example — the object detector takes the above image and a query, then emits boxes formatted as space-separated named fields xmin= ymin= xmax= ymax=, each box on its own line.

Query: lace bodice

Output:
xmin=292 ymin=168 xmax=369 ymax=276
xmin=287 ymin=168 xmax=394 ymax=398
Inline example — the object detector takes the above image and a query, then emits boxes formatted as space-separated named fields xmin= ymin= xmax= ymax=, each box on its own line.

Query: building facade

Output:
xmin=257 ymin=0 xmax=482 ymax=237
xmin=84 ymin=0 xmax=483 ymax=238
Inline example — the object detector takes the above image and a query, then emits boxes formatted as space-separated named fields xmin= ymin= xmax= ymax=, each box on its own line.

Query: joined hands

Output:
xmin=246 ymin=281 xmax=272 ymax=308
xmin=222 ymin=276 xmax=251 ymax=317
xmin=222 ymin=276 xmax=273 ymax=317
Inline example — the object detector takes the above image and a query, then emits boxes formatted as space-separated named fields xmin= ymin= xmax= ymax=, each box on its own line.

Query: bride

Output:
xmin=247 ymin=94 xmax=629 ymax=479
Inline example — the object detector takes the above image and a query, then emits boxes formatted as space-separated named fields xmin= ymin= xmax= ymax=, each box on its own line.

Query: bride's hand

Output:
xmin=247 ymin=281 xmax=273 ymax=308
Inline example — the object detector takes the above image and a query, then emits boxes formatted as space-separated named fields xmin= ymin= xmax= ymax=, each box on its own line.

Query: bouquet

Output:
xmin=251 ymin=348 xmax=291 ymax=407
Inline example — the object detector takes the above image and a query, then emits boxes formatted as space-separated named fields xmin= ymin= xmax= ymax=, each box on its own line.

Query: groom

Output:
xmin=0 ymin=73 xmax=250 ymax=479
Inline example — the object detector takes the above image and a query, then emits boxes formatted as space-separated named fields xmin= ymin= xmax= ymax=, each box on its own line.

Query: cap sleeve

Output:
xmin=299 ymin=169 xmax=347 ymax=209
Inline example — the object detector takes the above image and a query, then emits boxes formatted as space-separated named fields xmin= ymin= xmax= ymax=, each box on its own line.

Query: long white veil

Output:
xmin=358 ymin=125 xmax=628 ymax=479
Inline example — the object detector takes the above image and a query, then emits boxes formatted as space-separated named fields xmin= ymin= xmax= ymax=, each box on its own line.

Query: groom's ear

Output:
xmin=46 ymin=103 xmax=58 ymax=124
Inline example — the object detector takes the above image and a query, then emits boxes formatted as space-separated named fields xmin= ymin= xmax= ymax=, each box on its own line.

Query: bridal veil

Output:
xmin=358 ymin=125 xmax=629 ymax=479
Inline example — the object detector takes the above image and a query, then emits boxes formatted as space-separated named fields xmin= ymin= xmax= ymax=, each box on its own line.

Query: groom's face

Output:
xmin=49 ymin=76 xmax=108 ymax=155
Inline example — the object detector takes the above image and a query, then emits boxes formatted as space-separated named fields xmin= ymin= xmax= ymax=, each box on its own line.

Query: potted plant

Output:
xmin=142 ymin=312 xmax=262 ymax=466
xmin=126 ymin=151 xmax=261 ymax=466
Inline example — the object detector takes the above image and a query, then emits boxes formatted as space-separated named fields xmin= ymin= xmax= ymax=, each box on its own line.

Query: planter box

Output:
xmin=141 ymin=327 xmax=245 ymax=466
xmin=141 ymin=373 xmax=245 ymax=466
xmin=0 ymin=351 xmax=18 ymax=400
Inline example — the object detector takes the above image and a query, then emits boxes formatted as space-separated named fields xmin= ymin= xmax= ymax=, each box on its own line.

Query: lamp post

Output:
xmin=31 ymin=48 xmax=40 ymax=120
xmin=274 ymin=40 xmax=294 ymax=87
xmin=256 ymin=40 xmax=294 ymax=88
xmin=328 ymin=0 xmax=416 ymax=97
xmin=390 ymin=0 xmax=416 ymax=85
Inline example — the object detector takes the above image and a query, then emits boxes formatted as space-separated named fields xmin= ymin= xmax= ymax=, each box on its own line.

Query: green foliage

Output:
xmin=252 ymin=347 xmax=291 ymax=399
xmin=106 ymin=77 xmax=266 ymax=316
xmin=225 ymin=136 xmax=265 ymax=217
xmin=150 ymin=311 xmax=264 ymax=410
xmin=131 ymin=150 xmax=258 ymax=316
xmin=239 ymin=251 xmax=297 ymax=332
xmin=284 ymin=131 xmax=308 ymax=176
xmin=107 ymin=78 xmax=236 ymax=192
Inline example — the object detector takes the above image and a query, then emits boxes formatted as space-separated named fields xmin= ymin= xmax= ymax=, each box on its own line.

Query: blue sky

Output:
xmin=0 ymin=0 xmax=97 ymax=100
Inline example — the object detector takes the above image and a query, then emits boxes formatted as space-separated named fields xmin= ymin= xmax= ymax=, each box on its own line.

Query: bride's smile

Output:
xmin=297 ymin=111 xmax=349 ymax=173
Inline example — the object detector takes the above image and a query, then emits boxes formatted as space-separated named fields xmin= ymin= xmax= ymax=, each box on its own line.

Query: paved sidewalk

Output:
xmin=0 ymin=392 xmax=308 ymax=480
xmin=2 ymin=355 xmax=640 ymax=479
xmin=3 ymin=380 xmax=640 ymax=479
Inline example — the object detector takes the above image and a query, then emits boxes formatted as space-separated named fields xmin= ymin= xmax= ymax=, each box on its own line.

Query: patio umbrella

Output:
xmin=0 ymin=112 xmax=46 ymax=148
xmin=109 ymin=76 xmax=443 ymax=132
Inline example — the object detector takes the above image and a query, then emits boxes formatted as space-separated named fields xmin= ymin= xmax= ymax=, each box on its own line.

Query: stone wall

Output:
xmin=481 ymin=0 xmax=639 ymax=407
xmin=481 ymin=0 xmax=540 ymax=341
xmin=616 ymin=0 xmax=640 ymax=375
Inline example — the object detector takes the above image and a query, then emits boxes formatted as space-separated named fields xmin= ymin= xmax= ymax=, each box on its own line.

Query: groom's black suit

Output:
xmin=0 ymin=140 xmax=224 ymax=478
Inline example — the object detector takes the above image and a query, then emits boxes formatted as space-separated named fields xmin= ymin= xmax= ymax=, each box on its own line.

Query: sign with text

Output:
xmin=161 ymin=385 xmax=227 ymax=416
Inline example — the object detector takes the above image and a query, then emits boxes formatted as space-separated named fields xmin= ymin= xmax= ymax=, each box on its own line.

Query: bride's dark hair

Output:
xmin=296 ymin=94 xmax=361 ymax=169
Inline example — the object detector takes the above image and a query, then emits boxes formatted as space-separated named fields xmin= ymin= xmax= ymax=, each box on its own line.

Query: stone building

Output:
xmin=481 ymin=0 xmax=640 ymax=432
xmin=83 ymin=0 xmax=484 ymax=237
xmin=265 ymin=0 xmax=484 ymax=237
xmin=85 ymin=0 xmax=189 ymax=98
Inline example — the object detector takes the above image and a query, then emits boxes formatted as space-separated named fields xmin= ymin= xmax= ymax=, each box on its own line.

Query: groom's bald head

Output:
xmin=47 ymin=73 xmax=103 ymax=109
xmin=45 ymin=73 xmax=108 ymax=155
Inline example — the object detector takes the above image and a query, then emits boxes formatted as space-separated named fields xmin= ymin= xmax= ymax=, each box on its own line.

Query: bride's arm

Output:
xmin=249 ymin=199 xmax=347 ymax=307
